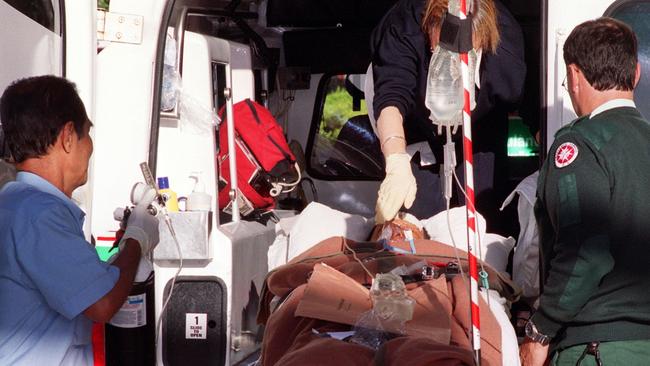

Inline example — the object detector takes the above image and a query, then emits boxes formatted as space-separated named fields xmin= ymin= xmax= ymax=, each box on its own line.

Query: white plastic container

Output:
xmin=186 ymin=171 xmax=212 ymax=211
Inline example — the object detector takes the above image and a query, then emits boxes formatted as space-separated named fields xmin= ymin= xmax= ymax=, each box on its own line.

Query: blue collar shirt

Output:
xmin=0 ymin=172 xmax=119 ymax=365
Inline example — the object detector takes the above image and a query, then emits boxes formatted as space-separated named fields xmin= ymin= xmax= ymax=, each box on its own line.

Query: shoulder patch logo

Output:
xmin=555 ymin=142 xmax=579 ymax=168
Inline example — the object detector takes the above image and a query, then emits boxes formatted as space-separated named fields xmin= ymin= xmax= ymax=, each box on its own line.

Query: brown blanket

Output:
xmin=263 ymin=285 xmax=477 ymax=366
xmin=258 ymin=236 xmax=520 ymax=365
xmin=295 ymin=263 xmax=452 ymax=343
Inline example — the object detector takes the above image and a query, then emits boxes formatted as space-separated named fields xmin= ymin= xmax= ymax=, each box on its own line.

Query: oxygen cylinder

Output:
xmin=105 ymin=257 xmax=156 ymax=366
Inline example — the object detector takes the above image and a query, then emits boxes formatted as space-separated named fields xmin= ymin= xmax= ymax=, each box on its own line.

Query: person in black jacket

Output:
xmin=371 ymin=0 xmax=525 ymax=231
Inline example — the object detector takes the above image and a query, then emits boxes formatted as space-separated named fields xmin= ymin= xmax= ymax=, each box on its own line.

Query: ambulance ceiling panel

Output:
xmin=266 ymin=0 xmax=396 ymax=28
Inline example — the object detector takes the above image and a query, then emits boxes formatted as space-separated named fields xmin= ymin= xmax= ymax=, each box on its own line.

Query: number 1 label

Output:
xmin=185 ymin=313 xmax=207 ymax=339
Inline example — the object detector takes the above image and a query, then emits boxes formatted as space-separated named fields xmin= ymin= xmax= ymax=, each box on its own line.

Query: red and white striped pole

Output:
xmin=459 ymin=0 xmax=481 ymax=363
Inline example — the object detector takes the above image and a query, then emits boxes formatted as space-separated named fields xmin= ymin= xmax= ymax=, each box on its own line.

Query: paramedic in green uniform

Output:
xmin=520 ymin=17 xmax=650 ymax=366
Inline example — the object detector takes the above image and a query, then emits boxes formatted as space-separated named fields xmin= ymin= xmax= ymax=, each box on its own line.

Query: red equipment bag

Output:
xmin=218 ymin=99 xmax=299 ymax=215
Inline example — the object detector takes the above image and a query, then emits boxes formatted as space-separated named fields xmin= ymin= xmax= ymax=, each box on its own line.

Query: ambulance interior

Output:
xmin=145 ymin=0 xmax=542 ymax=364
xmin=3 ymin=0 xmax=650 ymax=364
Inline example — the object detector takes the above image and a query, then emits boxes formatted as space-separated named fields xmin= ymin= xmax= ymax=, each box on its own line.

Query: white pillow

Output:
xmin=287 ymin=202 xmax=374 ymax=260
xmin=482 ymin=233 xmax=516 ymax=274
xmin=422 ymin=206 xmax=487 ymax=248
xmin=422 ymin=206 xmax=514 ymax=274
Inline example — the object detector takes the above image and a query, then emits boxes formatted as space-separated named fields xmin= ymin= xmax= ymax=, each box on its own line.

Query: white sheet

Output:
xmin=267 ymin=202 xmax=374 ymax=270
xmin=501 ymin=171 xmax=540 ymax=299
xmin=483 ymin=289 xmax=521 ymax=366
xmin=421 ymin=206 xmax=515 ymax=274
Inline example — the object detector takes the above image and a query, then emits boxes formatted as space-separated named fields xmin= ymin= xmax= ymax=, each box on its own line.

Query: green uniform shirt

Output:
xmin=533 ymin=106 xmax=650 ymax=350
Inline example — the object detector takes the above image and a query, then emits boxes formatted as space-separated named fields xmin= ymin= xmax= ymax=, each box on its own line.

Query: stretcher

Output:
xmin=258 ymin=223 xmax=521 ymax=365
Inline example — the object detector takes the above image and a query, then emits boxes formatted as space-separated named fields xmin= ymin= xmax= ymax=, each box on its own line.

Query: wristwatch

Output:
xmin=525 ymin=320 xmax=550 ymax=345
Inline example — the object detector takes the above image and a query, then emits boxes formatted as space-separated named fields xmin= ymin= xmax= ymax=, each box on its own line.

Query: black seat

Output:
xmin=335 ymin=114 xmax=383 ymax=169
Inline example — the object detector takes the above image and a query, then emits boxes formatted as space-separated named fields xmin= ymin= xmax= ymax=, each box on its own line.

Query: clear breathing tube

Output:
xmin=155 ymin=213 xmax=183 ymax=346
xmin=138 ymin=163 xmax=185 ymax=346
xmin=441 ymin=126 xmax=466 ymax=280
xmin=439 ymin=132 xmax=490 ymax=304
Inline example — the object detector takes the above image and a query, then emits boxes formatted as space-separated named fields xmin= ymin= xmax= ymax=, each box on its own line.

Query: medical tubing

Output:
xmin=446 ymin=199 xmax=466 ymax=280
xmin=155 ymin=213 xmax=184 ymax=346
xmin=405 ymin=229 xmax=416 ymax=254
xmin=452 ymin=171 xmax=488 ymax=279
xmin=343 ymin=238 xmax=374 ymax=280
xmin=443 ymin=126 xmax=456 ymax=201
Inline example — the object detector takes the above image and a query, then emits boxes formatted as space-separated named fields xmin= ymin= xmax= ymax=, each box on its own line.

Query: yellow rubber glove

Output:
xmin=375 ymin=153 xmax=417 ymax=224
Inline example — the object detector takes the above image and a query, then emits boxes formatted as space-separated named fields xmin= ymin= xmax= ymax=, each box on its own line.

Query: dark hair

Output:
xmin=564 ymin=17 xmax=638 ymax=91
xmin=0 ymin=75 xmax=89 ymax=163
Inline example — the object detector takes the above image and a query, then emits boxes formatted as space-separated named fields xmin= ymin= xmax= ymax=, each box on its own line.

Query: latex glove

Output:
xmin=130 ymin=182 xmax=158 ymax=206
xmin=121 ymin=185 xmax=160 ymax=255
xmin=375 ymin=153 xmax=417 ymax=224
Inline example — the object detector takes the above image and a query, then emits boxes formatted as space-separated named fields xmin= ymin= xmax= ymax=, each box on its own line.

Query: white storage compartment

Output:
xmin=154 ymin=211 xmax=211 ymax=261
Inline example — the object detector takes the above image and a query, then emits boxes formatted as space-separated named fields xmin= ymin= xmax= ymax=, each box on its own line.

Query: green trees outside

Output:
xmin=320 ymin=84 xmax=368 ymax=140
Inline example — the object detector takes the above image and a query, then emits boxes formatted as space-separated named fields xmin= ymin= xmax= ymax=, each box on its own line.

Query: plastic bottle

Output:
xmin=157 ymin=176 xmax=179 ymax=212
xmin=187 ymin=172 xmax=212 ymax=211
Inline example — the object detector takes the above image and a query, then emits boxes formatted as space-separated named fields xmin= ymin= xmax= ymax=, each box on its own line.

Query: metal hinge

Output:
xmin=97 ymin=10 xmax=144 ymax=44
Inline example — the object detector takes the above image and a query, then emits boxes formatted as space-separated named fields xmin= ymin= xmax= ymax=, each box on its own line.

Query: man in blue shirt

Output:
xmin=0 ymin=76 xmax=160 ymax=365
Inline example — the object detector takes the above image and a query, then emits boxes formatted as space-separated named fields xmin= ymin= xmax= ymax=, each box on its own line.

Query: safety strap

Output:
xmin=269 ymin=163 xmax=302 ymax=197
xmin=439 ymin=12 xmax=474 ymax=53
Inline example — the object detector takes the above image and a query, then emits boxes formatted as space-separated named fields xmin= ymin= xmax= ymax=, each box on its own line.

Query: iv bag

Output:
xmin=425 ymin=47 xmax=482 ymax=133
xmin=425 ymin=0 xmax=481 ymax=133
xmin=425 ymin=47 xmax=464 ymax=126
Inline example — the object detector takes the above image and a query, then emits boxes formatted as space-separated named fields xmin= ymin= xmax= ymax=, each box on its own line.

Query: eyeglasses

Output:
xmin=561 ymin=75 xmax=568 ymax=91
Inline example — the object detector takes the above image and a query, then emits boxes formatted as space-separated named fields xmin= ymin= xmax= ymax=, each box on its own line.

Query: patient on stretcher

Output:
xmin=261 ymin=203 xmax=522 ymax=365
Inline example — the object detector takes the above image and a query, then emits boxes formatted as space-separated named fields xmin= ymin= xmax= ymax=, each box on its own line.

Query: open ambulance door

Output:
xmin=544 ymin=0 xmax=650 ymax=150
xmin=147 ymin=2 xmax=273 ymax=364
xmin=0 ymin=0 xmax=66 ymax=187
xmin=0 ymin=0 xmax=99 ymax=236
xmin=0 ymin=0 xmax=65 ymax=96
xmin=92 ymin=0 xmax=275 ymax=363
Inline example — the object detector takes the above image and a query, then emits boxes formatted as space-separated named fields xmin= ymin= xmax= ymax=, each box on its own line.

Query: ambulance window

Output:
xmin=608 ymin=2 xmax=650 ymax=119
xmin=211 ymin=62 xmax=226 ymax=111
xmin=3 ymin=0 xmax=60 ymax=34
xmin=306 ymin=74 xmax=384 ymax=181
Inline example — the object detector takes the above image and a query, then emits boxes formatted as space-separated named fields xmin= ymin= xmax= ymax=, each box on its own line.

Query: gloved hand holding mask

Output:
xmin=120 ymin=183 xmax=160 ymax=255
xmin=375 ymin=153 xmax=417 ymax=224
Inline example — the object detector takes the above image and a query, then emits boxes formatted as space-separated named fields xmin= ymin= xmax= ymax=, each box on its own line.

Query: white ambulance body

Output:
xmin=2 ymin=0 xmax=650 ymax=364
